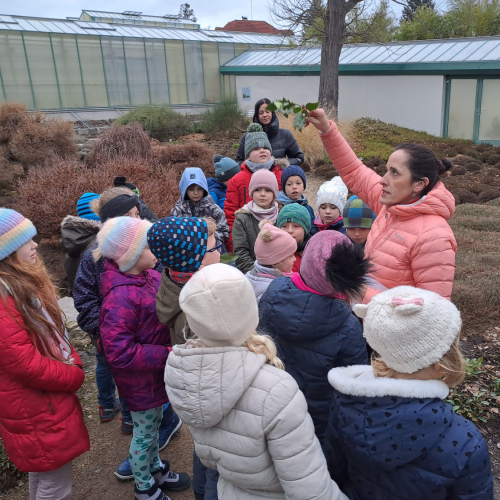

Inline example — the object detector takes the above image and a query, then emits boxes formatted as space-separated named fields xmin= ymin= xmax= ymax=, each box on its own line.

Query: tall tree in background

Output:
xmin=401 ymin=0 xmax=435 ymax=21
xmin=179 ymin=3 xmax=197 ymax=22
xmin=347 ymin=0 xmax=397 ymax=43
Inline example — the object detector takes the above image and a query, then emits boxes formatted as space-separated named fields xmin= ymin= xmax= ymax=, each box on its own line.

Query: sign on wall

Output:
xmin=242 ymin=87 xmax=251 ymax=101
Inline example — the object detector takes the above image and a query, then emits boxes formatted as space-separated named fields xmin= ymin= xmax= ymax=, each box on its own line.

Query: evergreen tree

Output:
xmin=179 ymin=3 xmax=197 ymax=22
xmin=402 ymin=0 xmax=436 ymax=21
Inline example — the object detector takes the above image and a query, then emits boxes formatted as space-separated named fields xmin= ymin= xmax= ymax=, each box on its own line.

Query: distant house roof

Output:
xmin=215 ymin=20 xmax=293 ymax=36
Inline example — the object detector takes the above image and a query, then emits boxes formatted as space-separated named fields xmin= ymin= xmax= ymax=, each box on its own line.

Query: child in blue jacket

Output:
xmin=325 ymin=286 xmax=493 ymax=500
xmin=258 ymin=230 xmax=370 ymax=444
xmin=207 ymin=155 xmax=240 ymax=210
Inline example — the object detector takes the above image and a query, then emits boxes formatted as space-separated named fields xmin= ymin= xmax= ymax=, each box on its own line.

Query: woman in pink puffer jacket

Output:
xmin=306 ymin=108 xmax=457 ymax=303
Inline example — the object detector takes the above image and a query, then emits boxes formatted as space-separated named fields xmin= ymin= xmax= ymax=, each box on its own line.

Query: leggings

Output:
xmin=129 ymin=406 xmax=163 ymax=491
xmin=29 ymin=461 xmax=72 ymax=500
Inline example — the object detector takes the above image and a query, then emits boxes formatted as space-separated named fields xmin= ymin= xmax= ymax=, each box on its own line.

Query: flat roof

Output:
xmin=221 ymin=37 xmax=500 ymax=75
xmin=0 ymin=13 xmax=289 ymax=45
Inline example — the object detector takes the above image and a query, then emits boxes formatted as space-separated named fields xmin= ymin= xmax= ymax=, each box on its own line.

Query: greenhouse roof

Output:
xmin=80 ymin=10 xmax=190 ymax=23
xmin=0 ymin=13 xmax=288 ymax=44
xmin=221 ymin=37 xmax=500 ymax=75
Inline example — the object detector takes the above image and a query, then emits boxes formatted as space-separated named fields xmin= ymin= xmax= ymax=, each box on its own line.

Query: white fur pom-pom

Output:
xmin=354 ymin=304 xmax=369 ymax=319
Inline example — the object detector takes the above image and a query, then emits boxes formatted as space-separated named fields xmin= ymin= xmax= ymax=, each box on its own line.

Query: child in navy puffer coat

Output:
xmin=258 ymin=230 xmax=370 ymax=444
xmin=325 ymin=286 xmax=493 ymax=500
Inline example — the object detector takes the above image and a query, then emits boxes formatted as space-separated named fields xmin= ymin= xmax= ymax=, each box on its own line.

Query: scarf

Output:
xmin=314 ymin=214 xmax=343 ymax=232
xmin=245 ymin=158 xmax=275 ymax=173
xmin=170 ymin=270 xmax=194 ymax=286
xmin=243 ymin=201 xmax=279 ymax=223
xmin=291 ymin=272 xmax=347 ymax=301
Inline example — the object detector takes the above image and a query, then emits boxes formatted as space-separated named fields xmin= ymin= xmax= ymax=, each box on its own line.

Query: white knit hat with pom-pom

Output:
xmin=316 ymin=176 xmax=348 ymax=213
xmin=355 ymin=286 xmax=462 ymax=373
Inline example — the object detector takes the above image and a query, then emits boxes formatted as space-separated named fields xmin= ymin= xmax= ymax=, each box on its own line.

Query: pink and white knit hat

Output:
xmin=96 ymin=216 xmax=152 ymax=272
xmin=255 ymin=223 xmax=297 ymax=265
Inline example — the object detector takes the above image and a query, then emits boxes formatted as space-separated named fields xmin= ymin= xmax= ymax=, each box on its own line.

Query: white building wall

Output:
xmin=235 ymin=74 xmax=446 ymax=136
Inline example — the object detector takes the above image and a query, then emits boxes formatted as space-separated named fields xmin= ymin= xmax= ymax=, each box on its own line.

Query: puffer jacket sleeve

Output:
xmin=451 ymin=425 xmax=494 ymax=499
xmin=224 ymin=176 xmax=240 ymax=233
xmin=236 ymin=134 xmax=246 ymax=164
xmin=282 ymin=129 xmax=304 ymax=166
xmin=73 ymin=248 xmax=101 ymax=336
xmin=233 ymin=215 xmax=255 ymax=274
xmin=209 ymin=202 xmax=230 ymax=246
xmin=100 ymin=289 xmax=169 ymax=372
xmin=0 ymin=301 xmax=85 ymax=393
xmin=263 ymin=375 xmax=348 ymax=500
xmin=339 ymin=317 xmax=369 ymax=367
xmin=320 ymin=121 xmax=383 ymax=216
xmin=409 ymin=224 xmax=457 ymax=300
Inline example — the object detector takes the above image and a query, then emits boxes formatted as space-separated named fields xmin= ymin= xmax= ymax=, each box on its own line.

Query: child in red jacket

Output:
xmin=224 ymin=123 xmax=282 ymax=251
xmin=95 ymin=216 xmax=191 ymax=500
xmin=0 ymin=208 xmax=90 ymax=500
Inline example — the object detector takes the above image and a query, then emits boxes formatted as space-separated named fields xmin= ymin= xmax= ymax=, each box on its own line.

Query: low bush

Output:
xmin=152 ymin=142 xmax=215 ymax=178
xmin=450 ymin=166 xmax=466 ymax=176
xmin=0 ymin=437 xmax=25 ymax=492
xmin=452 ymin=155 xmax=480 ymax=167
xmin=201 ymin=97 xmax=248 ymax=139
xmin=86 ymin=123 xmax=152 ymax=167
xmin=115 ymin=106 xmax=193 ymax=141
xmin=0 ymin=102 xmax=29 ymax=143
xmin=450 ymin=188 xmax=477 ymax=205
xmin=478 ymin=188 xmax=500 ymax=203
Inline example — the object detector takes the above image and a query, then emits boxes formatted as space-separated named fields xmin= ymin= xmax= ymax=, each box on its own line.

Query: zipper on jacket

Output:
xmin=43 ymin=391 xmax=55 ymax=414
xmin=370 ymin=210 xmax=398 ymax=251
xmin=48 ymin=403 xmax=55 ymax=415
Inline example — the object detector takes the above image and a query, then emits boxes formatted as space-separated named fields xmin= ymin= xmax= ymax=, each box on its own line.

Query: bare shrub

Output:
xmin=478 ymin=188 xmax=500 ymax=203
xmin=450 ymin=166 xmax=467 ymax=176
xmin=0 ymin=102 xmax=30 ymax=143
xmin=87 ymin=123 xmax=152 ymax=166
xmin=468 ymin=183 xmax=492 ymax=195
xmin=14 ymin=156 xmax=180 ymax=239
xmin=452 ymin=155 xmax=480 ymax=167
xmin=450 ymin=188 xmax=477 ymax=205
xmin=152 ymin=142 xmax=215 ymax=177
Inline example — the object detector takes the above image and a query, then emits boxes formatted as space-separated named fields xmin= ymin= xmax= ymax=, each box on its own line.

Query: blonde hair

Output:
xmin=203 ymin=217 xmax=216 ymax=237
xmin=185 ymin=330 xmax=284 ymax=370
xmin=91 ymin=187 xmax=133 ymax=215
xmin=372 ymin=336 xmax=466 ymax=387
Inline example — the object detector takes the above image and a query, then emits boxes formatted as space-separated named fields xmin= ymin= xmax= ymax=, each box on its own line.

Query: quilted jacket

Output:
xmin=99 ymin=260 xmax=170 ymax=411
xmin=245 ymin=261 xmax=282 ymax=303
xmin=324 ymin=365 xmax=494 ymax=500
xmin=232 ymin=208 xmax=261 ymax=274
xmin=320 ymin=122 xmax=457 ymax=303
xmin=224 ymin=163 xmax=282 ymax=252
xmin=0 ymin=296 xmax=90 ymax=472
xmin=258 ymin=277 xmax=368 ymax=443
xmin=165 ymin=345 xmax=348 ymax=500
xmin=207 ymin=177 xmax=227 ymax=210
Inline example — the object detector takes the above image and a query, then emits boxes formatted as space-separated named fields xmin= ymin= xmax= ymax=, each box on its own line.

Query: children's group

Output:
xmin=0 ymin=105 xmax=494 ymax=500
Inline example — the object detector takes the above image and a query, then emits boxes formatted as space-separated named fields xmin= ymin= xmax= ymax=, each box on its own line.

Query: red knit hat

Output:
xmin=249 ymin=169 xmax=279 ymax=199
xmin=255 ymin=222 xmax=297 ymax=265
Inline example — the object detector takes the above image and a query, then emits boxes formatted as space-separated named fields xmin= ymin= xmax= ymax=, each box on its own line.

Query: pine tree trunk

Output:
xmin=318 ymin=0 xmax=347 ymax=119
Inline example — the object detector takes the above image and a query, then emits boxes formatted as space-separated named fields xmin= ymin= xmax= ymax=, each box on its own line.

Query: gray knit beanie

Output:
xmin=244 ymin=123 xmax=272 ymax=159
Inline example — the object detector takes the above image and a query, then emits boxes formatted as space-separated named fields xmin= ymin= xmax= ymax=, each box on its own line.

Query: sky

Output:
xmin=0 ymin=0 xmax=275 ymax=30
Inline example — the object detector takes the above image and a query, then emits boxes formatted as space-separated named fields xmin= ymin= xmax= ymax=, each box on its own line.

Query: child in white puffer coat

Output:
xmin=164 ymin=264 xmax=347 ymax=500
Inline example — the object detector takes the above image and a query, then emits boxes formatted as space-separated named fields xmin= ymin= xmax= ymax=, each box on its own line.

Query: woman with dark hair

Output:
xmin=236 ymin=98 xmax=305 ymax=165
xmin=305 ymin=107 xmax=457 ymax=303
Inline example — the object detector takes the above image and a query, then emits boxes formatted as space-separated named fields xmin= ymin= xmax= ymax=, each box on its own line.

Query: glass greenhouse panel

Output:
xmin=23 ymin=32 xmax=61 ymax=109
xmin=145 ymin=39 xmax=169 ymax=105
xmin=218 ymin=43 xmax=235 ymax=65
xmin=234 ymin=43 xmax=250 ymax=56
xmin=448 ymin=79 xmax=476 ymax=140
xmin=75 ymin=35 xmax=108 ymax=107
xmin=184 ymin=41 xmax=205 ymax=103
xmin=202 ymin=42 xmax=220 ymax=103
xmin=164 ymin=40 xmax=188 ymax=104
xmin=123 ymin=38 xmax=150 ymax=105
xmin=478 ymin=80 xmax=500 ymax=141
xmin=50 ymin=34 xmax=85 ymax=108
xmin=0 ymin=32 xmax=34 ymax=108
xmin=101 ymin=37 xmax=130 ymax=105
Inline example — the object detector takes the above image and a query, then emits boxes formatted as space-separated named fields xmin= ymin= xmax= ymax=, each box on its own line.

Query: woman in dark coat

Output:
xmin=236 ymin=98 xmax=304 ymax=166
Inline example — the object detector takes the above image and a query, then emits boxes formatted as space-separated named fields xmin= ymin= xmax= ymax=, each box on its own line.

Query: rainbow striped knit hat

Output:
xmin=96 ymin=216 xmax=152 ymax=272
xmin=0 ymin=208 xmax=37 ymax=261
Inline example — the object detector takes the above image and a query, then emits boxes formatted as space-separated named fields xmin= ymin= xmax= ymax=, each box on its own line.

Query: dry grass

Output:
xmin=278 ymin=111 xmax=355 ymax=171
xmin=449 ymin=203 xmax=500 ymax=331
xmin=152 ymin=142 xmax=215 ymax=178
xmin=0 ymin=102 xmax=30 ymax=143
xmin=86 ymin=123 xmax=152 ymax=167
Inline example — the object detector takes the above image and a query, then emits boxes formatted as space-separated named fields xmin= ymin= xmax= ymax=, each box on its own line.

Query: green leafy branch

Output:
xmin=266 ymin=99 xmax=319 ymax=132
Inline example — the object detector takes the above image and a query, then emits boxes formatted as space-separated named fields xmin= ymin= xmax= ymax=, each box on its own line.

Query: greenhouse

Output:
xmin=0 ymin=10 xmax=287 ymax=110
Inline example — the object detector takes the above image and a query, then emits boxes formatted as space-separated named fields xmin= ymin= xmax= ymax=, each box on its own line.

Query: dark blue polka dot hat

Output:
xmin=147 ymin=216 xmax=208 ymax=273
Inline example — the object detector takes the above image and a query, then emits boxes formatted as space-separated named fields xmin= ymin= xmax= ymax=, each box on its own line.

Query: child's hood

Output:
xmin=100 ymin=259 xmax=157 ymax=298
xmin=180 ymin=167 xmax=209 ymax=200
xmin=61 ymin=215 xmax=101 ymax=256
xmin=207 ymin=177 xmax=227 ymax=192
xmin=328 ymin=365 xmax=455 ymax=468
xmin=165 ymin=345 xmax=266 ymax=428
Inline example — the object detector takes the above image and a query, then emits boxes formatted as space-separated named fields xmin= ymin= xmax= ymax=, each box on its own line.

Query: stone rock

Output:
xmin=58 ymin=296 xmax=79 ymax=323
xmin=69 ymin=327 xmax=91 ymax=349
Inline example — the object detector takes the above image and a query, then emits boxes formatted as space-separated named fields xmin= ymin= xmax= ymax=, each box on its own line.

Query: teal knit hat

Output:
xmin=277 ymin=203 xmax=311 ymax=234
xmin=0 ymin=208 xmax=37 ymax=261
xmin=244 ymin=123 xmax=272 ymax=159
xmin=343 ymin=195 xmax=376 ymax=229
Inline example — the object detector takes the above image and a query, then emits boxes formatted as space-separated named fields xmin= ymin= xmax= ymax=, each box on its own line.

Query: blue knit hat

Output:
xmin=213 ymin=155 xmax=240 ymax=182
xmin=147 ymin=217 xmax=209 ymax=273
xmin=281 ymin=165 xmax=307 ymax=194
xmin=77 ymin=192 xmax=100 ymax=221
xmin=343 ymin=195 xmax=376 ymax=229
xmin=277 ymin=203 xmax=311 ymax=234
xmin=0 ymin=208 xmax=37 ymax=261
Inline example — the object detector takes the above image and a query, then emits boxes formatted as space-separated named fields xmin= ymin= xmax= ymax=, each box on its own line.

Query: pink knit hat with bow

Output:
xmin=255 ymin=222 xmax=297 ymax=265
xmin=249 ymin=169 xmax=279 ymax=199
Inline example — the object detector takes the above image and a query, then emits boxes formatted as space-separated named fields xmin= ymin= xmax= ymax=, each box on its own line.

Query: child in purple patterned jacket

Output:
xmin=95 ymin=216 xmax=191 ymax=500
